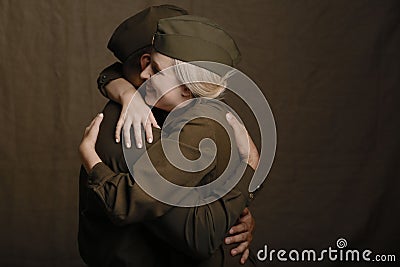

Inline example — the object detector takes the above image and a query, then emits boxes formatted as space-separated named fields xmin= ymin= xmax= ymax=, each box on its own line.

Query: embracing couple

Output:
xmin=78 ymin=4 xmax=261 ymax=267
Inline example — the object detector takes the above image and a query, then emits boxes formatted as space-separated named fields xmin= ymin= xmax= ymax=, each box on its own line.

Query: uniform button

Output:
xmin=249 ymin=193 xmax=254 ymax=199
xmin=102 ymin=75 xmax=107 ymax=79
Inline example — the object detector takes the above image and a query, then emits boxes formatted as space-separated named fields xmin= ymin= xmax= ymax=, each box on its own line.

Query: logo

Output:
xmin=257 ymin=238 xmax=396 ymax=263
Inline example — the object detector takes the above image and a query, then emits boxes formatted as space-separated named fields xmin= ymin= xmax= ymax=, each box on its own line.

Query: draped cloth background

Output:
xmin=1 ymin=1 xmax=399 ymax=266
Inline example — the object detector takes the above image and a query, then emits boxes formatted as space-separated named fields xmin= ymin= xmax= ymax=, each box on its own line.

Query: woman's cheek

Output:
xmin=144 ymin=93 xmax=155 ymax=106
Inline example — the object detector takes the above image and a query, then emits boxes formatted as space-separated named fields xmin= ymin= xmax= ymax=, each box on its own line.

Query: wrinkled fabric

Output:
xmin=1 ymin=1 xmax=399 ymax=266
xmin=79 ymin=99 xmax=256 ymax=267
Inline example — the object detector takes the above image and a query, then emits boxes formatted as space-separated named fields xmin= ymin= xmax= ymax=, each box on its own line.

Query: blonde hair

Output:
xmin=173 ymin=59 xmax=234 ymax=99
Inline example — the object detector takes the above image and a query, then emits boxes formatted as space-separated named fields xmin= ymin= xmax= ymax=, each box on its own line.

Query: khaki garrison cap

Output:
xmin=108 ymin=5 xmax=188 ymax=62
xmin=153 ymin=15 xmax=241 ymax=67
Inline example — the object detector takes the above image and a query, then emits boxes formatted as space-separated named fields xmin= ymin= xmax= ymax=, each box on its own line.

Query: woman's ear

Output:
xmin=181 ymin=87 xmax=192 ymax=98
xmin=140 ymin=54 xmax=151 ymax=71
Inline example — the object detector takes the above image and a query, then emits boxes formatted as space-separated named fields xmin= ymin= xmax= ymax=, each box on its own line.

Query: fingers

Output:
xmin=122 ymin=121 xmax=132 ymax=148
xmin=226 ymin=112 xmax=250 ymax=161
xmin=119 ymin=116 xmax=158 ymax=148
xmin=231 ymin=241 xmax=249 ymax=256
xmin=225 ymin=232 xmax=248 ymax=245
xmin=241 ymin=207 xmax=250 ymax=217
xmin=86 ymin=113 xmax=104 ymax=137
xmin=149 ymin=112 xmax=160 ymax=129
xmin=115 ymin=115 xmax=125 ymax=144
xmin=229 ymin=222 xmax=248 ymax=235
xmin=226 ymin=207 xmax=254 ymax=265
xmin=144 ymin=120 xmax=153 ymax=144
xmin=239 ymin=212 xmax=252 ymax=226
xmin=241 ymin=208 xmax=254 ymax=224
xmin=92 ymin=112 xmax=104 ymax=128
xmin=226 ymin=112 xmax=237 ymax=125
xmin=144 ymin=112 xmax=160 ymax=144
xmin=133 ymin=122 xmax=143 ymax=149
xmin=85 ymin=114 xmax=99 ymax=134
xmin=226 ymin=112 xmax=246 ymax=134
xmin=240 ymin=249 xmax=250 ymax=265
xmin=87 ymin=116 xmax=97 ymax=128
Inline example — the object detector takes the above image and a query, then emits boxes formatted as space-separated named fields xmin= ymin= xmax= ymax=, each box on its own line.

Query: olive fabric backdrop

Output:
xmin=1 ymin=1 xmax=399 ymax=266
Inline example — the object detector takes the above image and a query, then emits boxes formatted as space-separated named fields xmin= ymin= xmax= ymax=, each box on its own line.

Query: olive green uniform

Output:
xmin=79 ymin=97 xmax=258 ymax=266
xmin=79 ymin=8 xmax=259 ymax=266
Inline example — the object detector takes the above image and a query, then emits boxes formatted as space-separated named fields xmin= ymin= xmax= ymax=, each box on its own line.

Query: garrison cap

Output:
xmin=108 ymin=5 xmax=188 ymax=62
xmin=153 ymin=15 xmax=241 ymax=67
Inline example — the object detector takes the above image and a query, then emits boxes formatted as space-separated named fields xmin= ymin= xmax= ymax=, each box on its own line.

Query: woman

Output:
xmin=80 ymin=15 xmax=259 ymax=266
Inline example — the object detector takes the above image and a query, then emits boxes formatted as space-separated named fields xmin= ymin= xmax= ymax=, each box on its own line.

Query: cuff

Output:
xmin=97 ymin=62 xmax=124 ymax=97
xmin=88 ymin=162 xmax=116 ymax=186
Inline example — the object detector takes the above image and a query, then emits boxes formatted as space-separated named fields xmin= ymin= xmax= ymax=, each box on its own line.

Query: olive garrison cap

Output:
xmin=153 ymin=15 xmax=241 ymax=67
xmin=108 ymin=5 xmax=188 ymax=62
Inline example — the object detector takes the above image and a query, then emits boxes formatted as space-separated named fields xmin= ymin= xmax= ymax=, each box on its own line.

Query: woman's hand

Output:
xmin=79 ymin=113 xmax=104 ymax=173
xmin=225 ymin=207 xmax=255 ymax=264
xmin=226 ymin=113 xmax=259 ymax=170
xmin=116 ymin=89 xmax=160 ymax=149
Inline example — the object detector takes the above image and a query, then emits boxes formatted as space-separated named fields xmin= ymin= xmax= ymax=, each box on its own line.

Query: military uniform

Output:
xmin=79 ymin=98 xmax=258 ymax=266
xmin=79 ymin=9 xmax=259 ymax=267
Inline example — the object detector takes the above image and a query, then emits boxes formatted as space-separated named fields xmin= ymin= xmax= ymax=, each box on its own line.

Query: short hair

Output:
xmin=173 ymin=59 xmax=235 ymax=99
xmin=123 ymin=45 xmax=152 ymax=72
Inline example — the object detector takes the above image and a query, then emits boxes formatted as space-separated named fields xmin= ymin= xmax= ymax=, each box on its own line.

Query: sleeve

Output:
xmin=87 ymin=117 xmax=258 ymax=259
xmin=87 ymin=119 xmax=217 ymax=225
xmin=97 ymin=62 xmax=124 ymax=98
xmin=145 ymin=162 xmax=256 ymax=260
xmin=87 ymin=161 xmax=171 ymax=224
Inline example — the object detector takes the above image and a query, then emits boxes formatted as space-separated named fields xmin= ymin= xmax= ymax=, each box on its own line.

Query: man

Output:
xmin=79 ymin=5 xmax=260 ymax=267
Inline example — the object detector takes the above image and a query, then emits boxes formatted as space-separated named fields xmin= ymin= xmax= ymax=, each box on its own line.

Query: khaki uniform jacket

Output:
xmin=79 ymin=65 xmax=259 ymax=267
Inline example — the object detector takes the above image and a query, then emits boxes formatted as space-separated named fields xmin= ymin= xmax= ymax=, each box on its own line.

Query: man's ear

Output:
xmin=140 ymin=53 xmax=151 ymax=71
